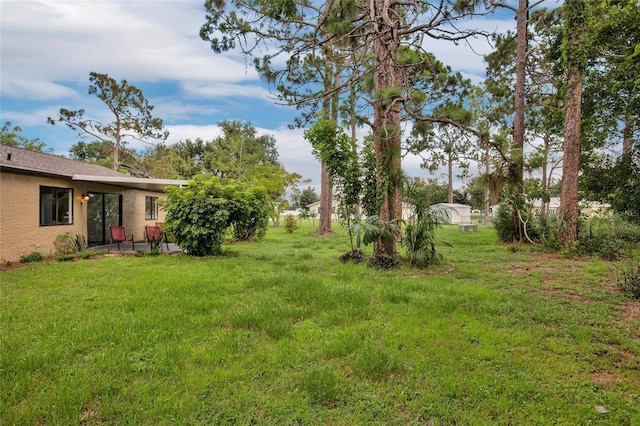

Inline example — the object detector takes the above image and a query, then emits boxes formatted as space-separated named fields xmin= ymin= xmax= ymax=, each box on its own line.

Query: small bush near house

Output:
xmin=19 ymin=250 xmax=44 ymax=264
xmin=618 ymin=259 xmax=640 ymax=299
xmin=54 ymin=232 xmax=87 ymax=256
xmin=146 ymin=235 xmax=162 ymax=256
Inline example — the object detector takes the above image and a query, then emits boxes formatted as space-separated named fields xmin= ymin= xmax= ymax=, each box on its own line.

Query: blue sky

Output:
xmin=0 ymin=0 xmax=520 ymax=190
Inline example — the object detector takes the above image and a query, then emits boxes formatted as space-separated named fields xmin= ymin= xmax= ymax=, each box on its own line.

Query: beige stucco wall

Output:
xmin=0 ymin=171 xmax=168 ymax=263
xmin=122 ymin=189 xmax=168 ymax=241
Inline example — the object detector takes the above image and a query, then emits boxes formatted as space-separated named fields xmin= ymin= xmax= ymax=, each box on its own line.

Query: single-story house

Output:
xmin=579 ymin=201 xmax=611 ymax=217
xmin=307 ymin=199 xmax=339 ymax=221
xmin=307 ymin=198 xmax=416 ymax=221
xmin=0 ymin=144 xmax=188 ymax=262
xmin=430 ymin=203 xmax=472 ymax=225
xmin=490 ymin=197 xmax=611 ymax=218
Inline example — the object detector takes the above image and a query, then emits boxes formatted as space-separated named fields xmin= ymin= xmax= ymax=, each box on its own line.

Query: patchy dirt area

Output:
xmin=591 ymin=370 xmax=625 ymax=387
xmin=1 ymin=259 xmax=48 ymax=272
xmin=504 ymin=253 xmax=619 ymax=293
xmin=622 ymin=301 xmax=640 ymax=321
xmin=504 ymin=252 xmax=640 ymax=326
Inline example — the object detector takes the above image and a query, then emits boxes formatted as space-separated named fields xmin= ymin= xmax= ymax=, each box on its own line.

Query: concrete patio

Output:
xmin=92 ymin=241 xmax=182 ymax=254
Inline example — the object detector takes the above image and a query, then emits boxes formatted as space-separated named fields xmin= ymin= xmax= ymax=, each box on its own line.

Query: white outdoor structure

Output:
xmin=532 ymin=197 xmax=561 ymax=215
xmin=307 ymin=199 xmax=416 ymax=221
xmin=430 ymin=203 xmax=472 ymax=225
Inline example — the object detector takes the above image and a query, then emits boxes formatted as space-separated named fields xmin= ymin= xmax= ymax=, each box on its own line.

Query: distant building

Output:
xmin=307 ymin=199 xmax=338 ymax=221
xmin=307 ymin=198 xmax=416 ymax=221
xmin=532 ymin=197 xmax=561 ymax=215
xmin=429 ymin=203 xmax=472 ymax=225
xmin=489 ymin=197 xmax=611 ymax=218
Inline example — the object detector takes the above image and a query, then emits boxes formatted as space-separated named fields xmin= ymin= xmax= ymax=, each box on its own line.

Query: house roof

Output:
xmin=0 ymin=144 xmax=188 ymax=191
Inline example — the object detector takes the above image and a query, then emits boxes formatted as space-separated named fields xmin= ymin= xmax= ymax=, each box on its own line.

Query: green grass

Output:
xmin=2 ymin=223 xmax=639 ymax=424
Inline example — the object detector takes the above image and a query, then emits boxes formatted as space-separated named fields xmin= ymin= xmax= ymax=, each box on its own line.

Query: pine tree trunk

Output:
xmin=559 ymin=0 xmax=586 ymax=246
xmin=559 ymin=66 xmax=582 ymax=245
xmin=622 ymin=87 xmax=635 ymax=156
xmin=484 ymin=142 xmax=490 ymax=225
xmin=513 ymin=0 xmax=528 ymax=194
xmin=317 ymin=163 xmax=333 ymax=234
xmin=448 ymin=152 xmax=454 ymax=203
xmin=372 ymin=0 xmax=402 ymax=254
xmin=317 ymin=61 xmax=334 ymax=235
xmin=114 ymin=132 xmax=121 ymax=171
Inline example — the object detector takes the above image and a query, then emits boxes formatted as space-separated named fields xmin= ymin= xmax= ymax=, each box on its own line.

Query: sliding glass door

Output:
xmin=87 ymin=193 xmax=122 ymax=246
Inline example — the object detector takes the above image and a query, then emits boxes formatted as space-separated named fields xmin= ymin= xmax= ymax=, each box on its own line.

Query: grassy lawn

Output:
xmin=2 ymin=223 xmax=639 ymax=424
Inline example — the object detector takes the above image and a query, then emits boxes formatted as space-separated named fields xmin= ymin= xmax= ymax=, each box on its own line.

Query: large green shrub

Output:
xmin=163 ymin=176 xmax=269 ymax=256
xmin=345 ymin=214 xmax=401 ymax=268
xmin=493 ymin=203 xmax=521 ymax=243
xmin=492 ymin=189 xmax=560 ymax=247
xmin=573 ymin=215 xmax=640 ymax=260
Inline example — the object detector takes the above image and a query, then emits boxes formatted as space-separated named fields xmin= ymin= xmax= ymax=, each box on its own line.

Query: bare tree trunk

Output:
xmin=622 ymin=87 xmax=635 ymax=156
xmin=559 ymin=0 xmax=586 ymax=246
xmin=484 ymin=142 xmax=490 ymax=225
xmin=448 ymin=151 xmax=454 ymax=203
xmin=372 ymin=0 xmax=402 ymax=254
xmin=559 ymin=67 xmax=582 ymax=245
xmin=114 ymin=132 xmax=121 ymax=171
xmin=317 ymin=163 xmax=333 ymax=234
xmin=513 ymin=0 xmax=528 ymax=194
xmin=349 ymin=87 xmax=361 ymax=215
xmin=541 ymin=134 xmax=549 ymax=215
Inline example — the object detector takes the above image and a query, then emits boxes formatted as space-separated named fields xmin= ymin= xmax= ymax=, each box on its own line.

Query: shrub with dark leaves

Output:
xmin=368 ymin=252 xmax=399 ymax=269
xmin=339 ymin=249 xmax=365 ymax=264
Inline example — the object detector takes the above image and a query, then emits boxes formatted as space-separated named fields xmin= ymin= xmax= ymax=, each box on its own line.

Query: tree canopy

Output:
xmin=48 ymin=72 xmax=168 ymax=173
xmin=1 ymin=122 xmax=49 ymax=153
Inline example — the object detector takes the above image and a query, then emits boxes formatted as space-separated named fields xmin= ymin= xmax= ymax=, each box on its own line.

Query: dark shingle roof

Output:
xmin=0 ymin=144 xmax=128 ymax=178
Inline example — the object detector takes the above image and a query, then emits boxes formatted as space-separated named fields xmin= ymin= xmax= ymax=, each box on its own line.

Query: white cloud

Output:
xmin=1 ymin=79 xmax=79 ymax=101
xmin=263 ymin=125 xmax=319 ymax=182
xmin=181 ymin=82 xmax=270 ymax=100
xmin=164 ymin=124 xmax=223 ymax=145
xmin=0 ymin=0 xmax=258 ymax=85
xmin=151 ymin=100 xmax=221 ymax=122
